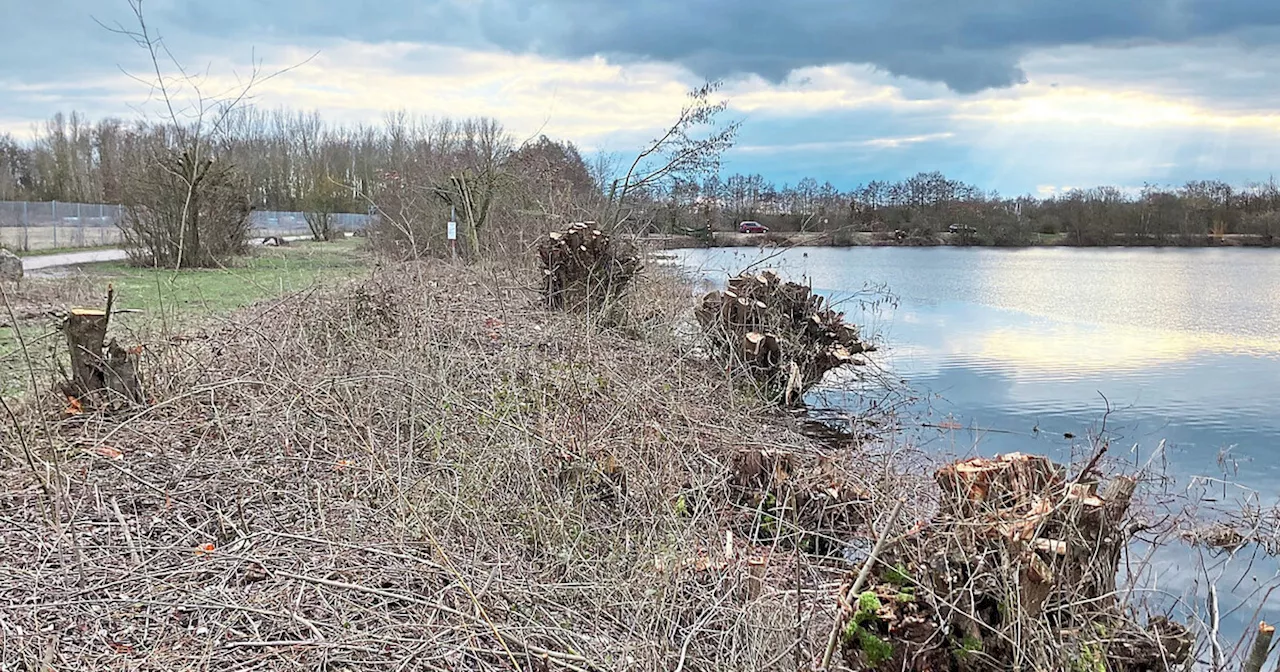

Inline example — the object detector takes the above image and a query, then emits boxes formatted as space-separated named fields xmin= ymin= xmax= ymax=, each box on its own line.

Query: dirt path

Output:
xmin=22 ymin=248 xmax=128 ymax=272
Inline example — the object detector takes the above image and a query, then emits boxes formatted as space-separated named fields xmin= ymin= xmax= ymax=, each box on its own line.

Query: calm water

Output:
xmin=669 ymin=245 xmax=1280 ymax=653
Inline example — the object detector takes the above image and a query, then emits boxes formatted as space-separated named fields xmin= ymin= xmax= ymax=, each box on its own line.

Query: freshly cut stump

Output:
xmin=62 ymin=291 xmax=144 ymax=409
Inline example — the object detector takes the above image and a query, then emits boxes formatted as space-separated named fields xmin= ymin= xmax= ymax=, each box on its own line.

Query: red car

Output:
xmin=738 ymin=221 xmax=768 ymax=234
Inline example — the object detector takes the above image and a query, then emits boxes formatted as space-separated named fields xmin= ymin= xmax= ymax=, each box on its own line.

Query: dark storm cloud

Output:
xmin=6 ymin=0 xmax=1280 ymax=93
xmin=467 ymin=0 xmax=1280 ymax=92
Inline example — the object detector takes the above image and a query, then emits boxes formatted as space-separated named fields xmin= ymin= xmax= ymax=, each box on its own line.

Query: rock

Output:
xmin=0 ymin=249 xmax=22 ymax=282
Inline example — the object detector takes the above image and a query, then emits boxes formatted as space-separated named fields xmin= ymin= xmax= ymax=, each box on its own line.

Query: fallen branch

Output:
xmin=819 ymin=498 xmax=905 ymax=670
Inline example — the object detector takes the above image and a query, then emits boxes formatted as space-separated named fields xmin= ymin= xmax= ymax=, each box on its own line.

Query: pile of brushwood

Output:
xmin=824 ymin=452 xmax=1196 ymax=671
xmin=538 ymin=221 xmax=641 ymax=311
xmin=696 ymin=269 xmax=872 ymax=405
xmin=0 ymin=259 xmax=884 ymax=670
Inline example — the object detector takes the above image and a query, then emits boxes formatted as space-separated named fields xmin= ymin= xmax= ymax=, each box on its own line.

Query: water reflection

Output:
xmin=669 ymin=245 xmax=1280 ymax=652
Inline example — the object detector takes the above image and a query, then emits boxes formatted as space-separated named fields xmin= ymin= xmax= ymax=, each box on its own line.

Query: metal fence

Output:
xmin=0 ymin=201 xmax=374 ymax=252
xmin=0 ymin=201 xmax=125 ymax=251
xmin=249 ymin=211 xmax=373 ymax=239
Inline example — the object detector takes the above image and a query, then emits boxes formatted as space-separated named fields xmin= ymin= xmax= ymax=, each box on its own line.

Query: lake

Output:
xmin=667 ymin=245 xmax=1280 ymax=655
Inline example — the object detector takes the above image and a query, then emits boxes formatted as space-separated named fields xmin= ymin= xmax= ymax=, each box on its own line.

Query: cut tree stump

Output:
xmin=62 ymin=287 xmax=144 ymax=409
xmin=66 ymin=308 xmax=111 ymax=397
xmin=537 ymin=222 xmax=640 ymax=311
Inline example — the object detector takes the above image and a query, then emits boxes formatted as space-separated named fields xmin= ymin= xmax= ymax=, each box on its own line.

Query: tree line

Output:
xmin=0 ymin=109 xmax=608 ymax=259
xmin=655 ymin=172 xmax=1280 ymax=245
xmin=3 ymin=109 xmax=1278 ymax=253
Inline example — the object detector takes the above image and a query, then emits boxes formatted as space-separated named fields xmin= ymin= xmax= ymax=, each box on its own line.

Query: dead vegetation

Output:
xmin=0 ymin=251 xmax=1269 ymax=671
xmin=0 ymin=259 xmax=888 ymax=670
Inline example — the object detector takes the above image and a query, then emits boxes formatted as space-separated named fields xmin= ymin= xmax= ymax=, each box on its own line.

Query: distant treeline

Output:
xmin=655 ymin=173 xmax=1280 ymax=246
xmin=0 ymin=110 xmax=597 ymax=211
xmin=3 ymin=110 xmax=1278 ymax=246
xmin=0 ymin=110 xmax=603 ymax=255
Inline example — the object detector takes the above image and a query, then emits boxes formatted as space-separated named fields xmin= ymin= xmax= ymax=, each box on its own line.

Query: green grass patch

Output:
xmin=1 ymin=240 xmax=369 ymax=397
xmin=91 ymin=240 xmax=366 ymax=319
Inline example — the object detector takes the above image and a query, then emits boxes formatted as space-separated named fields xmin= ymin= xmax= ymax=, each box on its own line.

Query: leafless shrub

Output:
xmin=120 ymin=141 xmax=252 ymax=267
xmin=100 ymin=0 xmax=310 ymax=268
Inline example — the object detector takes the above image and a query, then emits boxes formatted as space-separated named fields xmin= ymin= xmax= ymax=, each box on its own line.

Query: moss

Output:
xmin=857 ymin=629 xmax=894 ymax=665
xmin=884 ymin=563 xmax=912 ymax=586
xmin=856 ymin=590 xmax=882 ymax=621
xmin=841 ymin=622 xmax=894 ymax=665
xmin=954 ymin=634 xmax=983 ymax=662
xmin=1070 ymin=642 xmax=1106 ymax=672
xmin=842 ymin=619 xmax=860 ymax=646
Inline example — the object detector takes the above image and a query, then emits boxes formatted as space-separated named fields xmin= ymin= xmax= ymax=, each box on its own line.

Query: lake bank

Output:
xmin=0 ymin=248 xmax=1213 ymax=670
xmin=642 ymin=230 xmax=1280 ymax=249
xmin=667 ymin=244 xmax=1280 ymax=659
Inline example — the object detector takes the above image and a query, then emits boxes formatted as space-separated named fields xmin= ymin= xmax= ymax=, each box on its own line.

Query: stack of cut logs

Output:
xmin=921 ymin=453 xmax=1189 ymax=669
xmin=537 ymin=222 xmax=641 ymax=310
xmin=932 ymin=453 xmax=1137 ymax=616
xmin=695 ymin=269 xmax=871 ymax=405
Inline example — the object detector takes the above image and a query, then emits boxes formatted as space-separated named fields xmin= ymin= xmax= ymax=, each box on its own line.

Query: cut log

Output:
xmin=934 ymin=453 xmax=1063 ymax=517
xmin=537 ymin=222 xmax=640 ymax=310
xmin=697 ymin=269 xmax=873 ymax=406
xmin=1243 ymin=621 xmax=1274 ymax=672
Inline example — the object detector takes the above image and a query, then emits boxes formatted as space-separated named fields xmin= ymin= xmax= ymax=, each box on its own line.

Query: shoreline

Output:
xmin=638 ymin=230 xmax=1280 ymax=250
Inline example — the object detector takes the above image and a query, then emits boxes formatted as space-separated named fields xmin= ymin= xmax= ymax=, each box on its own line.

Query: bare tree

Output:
xmin=99 ymin=0 xmax=310 ymax=268
xmin=605 ymin=81 xmax=739 ymax=231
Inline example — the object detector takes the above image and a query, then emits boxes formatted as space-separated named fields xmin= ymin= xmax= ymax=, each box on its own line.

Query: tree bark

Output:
xmin=66 ymin=308 xmax=110 ymax=398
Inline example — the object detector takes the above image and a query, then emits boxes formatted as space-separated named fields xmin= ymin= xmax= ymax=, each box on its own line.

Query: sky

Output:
xmin=3 ymin=0 xmax=1280 ymax=196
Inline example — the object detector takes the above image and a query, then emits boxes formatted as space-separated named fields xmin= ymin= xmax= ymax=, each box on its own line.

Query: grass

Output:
xmin=85 ymin=239 xmax=365 ymax=318
xmin=1 ymin=239 xmax=368 ymax=396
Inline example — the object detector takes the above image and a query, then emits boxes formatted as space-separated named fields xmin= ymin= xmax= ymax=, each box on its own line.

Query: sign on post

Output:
xmin=447 ymin=220 xmax=457 ymax=241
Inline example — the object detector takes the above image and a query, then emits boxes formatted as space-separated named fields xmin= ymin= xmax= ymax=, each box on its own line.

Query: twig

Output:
xmin=110 ymin=497 xmax=141 ymax=566
xmin=819 ymin=498 xmax=905 ymax=670
xmin=274 ymin=570 xmax=591 ymax=667
xmin=1209 ymin=583 xmax=1223 ymax=670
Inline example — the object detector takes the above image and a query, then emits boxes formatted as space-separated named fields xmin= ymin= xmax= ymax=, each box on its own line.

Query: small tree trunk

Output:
xmin=1243 ymin=621 xmax=1274 ymax=672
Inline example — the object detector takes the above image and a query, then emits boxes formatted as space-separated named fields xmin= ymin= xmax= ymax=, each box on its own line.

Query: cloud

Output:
xmin=5 ymin=1 xmax=1280 ymax=195
xmin=12 ymin=0 xmax=1280 ymax=95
